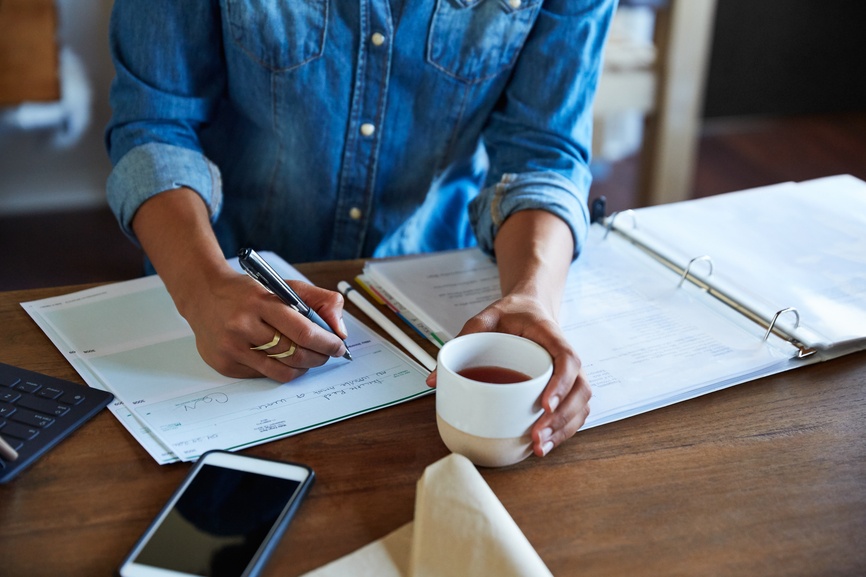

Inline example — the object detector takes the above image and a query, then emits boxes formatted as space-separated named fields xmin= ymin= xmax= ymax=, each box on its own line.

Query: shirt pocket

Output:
xmin=427 ymin=0 xmax=542 ymax=83
xmin=225 ymin=0 xmax=327 ymax=71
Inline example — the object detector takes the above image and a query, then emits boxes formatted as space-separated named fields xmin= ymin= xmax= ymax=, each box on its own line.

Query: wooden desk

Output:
xmin=1 ymin=260 xmax=865 ymax=577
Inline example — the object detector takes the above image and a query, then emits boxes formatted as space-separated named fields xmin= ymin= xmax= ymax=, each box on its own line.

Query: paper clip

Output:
xmin=677 ymin=255 xmax=714 ymax=287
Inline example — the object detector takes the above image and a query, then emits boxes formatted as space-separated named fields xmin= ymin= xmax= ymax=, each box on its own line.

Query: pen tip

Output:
xmin=343 ymin=350 xmax=353 ymax=361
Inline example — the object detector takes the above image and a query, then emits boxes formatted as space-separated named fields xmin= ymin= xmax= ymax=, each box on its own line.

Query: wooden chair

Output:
xmin=594 ymin=0 xmax=718 ymax=206
xmin=0 ymin=0 xmax=60 ymax=106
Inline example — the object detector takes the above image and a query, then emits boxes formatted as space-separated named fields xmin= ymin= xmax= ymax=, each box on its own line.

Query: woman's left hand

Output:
xmin=425 ymin=290 xmax=591 ymax=457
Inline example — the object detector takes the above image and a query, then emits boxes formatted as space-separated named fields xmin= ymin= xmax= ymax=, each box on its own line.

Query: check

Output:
xmin=22 ymin=254 xmax=432 ymax=463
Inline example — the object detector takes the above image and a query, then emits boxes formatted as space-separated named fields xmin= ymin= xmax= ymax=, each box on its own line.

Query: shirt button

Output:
xmin=371 ymin=32 xmax=386 ymax=47
xmin=349 ymin=207 xmax=363 ymax=220
xmin=360 ymin=123 xmax=376 ymax=137
xmin=509 ymin=0 xmax=521 ymax=7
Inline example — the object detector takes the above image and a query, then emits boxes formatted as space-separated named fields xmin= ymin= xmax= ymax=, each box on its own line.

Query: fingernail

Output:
xmin=540 ymin=427 xmax=553 ymax=442
xmin=338 ymin=317 xmax=348 ymax=337
xmin=548 ymin=395 xmax=560 ymax=412
xmin=541 ymin=440 xmax=554 ymax=456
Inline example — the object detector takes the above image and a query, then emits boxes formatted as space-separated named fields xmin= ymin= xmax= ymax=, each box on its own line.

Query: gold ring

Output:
xmin=251 ymin=331 xmax=281 ymax=351
xmin=268 ymin=342 xmax=297 ymax=359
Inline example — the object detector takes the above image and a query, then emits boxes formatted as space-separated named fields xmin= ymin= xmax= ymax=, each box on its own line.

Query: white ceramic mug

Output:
xmin=435 ymin=333 xmax=553 ymax=467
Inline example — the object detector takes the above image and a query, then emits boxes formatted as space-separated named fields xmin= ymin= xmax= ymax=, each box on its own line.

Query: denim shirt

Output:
xmin=106 ymin=0 xmax=615 ymax=264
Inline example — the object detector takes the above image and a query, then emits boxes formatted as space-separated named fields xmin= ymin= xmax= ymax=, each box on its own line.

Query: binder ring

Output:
xmin=763 ymin=307 xmax=800 ymax=342
xmin=677 ymin=255 xmax=714 ymax=287
xmin=603 ymin=209 xmax=637 ymax=239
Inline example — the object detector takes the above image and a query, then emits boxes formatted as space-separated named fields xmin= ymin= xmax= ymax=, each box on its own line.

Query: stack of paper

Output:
xmin=22 ymin=254 xmax=432 ymax=464
xmin=362 ymin=176 xmax=866 ymax=430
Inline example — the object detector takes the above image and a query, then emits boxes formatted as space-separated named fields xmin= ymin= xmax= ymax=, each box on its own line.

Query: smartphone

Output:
xmin=118 ymin=450 xmax=314 ymax=577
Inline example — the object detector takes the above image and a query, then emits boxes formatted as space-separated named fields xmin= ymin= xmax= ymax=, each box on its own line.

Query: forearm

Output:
xmin=459 ymin=208 xmax=587 ymax=456
xmin=493 ymin=209 xmax=574 ymax=319
xmin=130 ymin=187 xmax=348 ymax=381
xmin=131 ymin=187 xmax=235 ymax=318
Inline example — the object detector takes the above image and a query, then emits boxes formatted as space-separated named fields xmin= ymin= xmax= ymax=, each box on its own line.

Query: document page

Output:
xmin=365 ymin=227 xmax=805 ymax=429
xmin=365 ymin=249 xmax=501 ymax=343
xmin=23 ymin=254 xmax=431 ymax=463
xmin=23 ymin=277 xmax=183 ymax=463
xmin=615 ymin=175 xmax=866 ymax=351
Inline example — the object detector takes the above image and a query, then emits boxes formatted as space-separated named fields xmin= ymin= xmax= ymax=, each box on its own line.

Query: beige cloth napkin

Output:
xmin=302 ymin=453 xmax=553 ymax=577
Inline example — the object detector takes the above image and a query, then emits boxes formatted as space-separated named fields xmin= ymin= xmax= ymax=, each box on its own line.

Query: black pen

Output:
xmin=238 ymin=248 xmax=352 ymax=361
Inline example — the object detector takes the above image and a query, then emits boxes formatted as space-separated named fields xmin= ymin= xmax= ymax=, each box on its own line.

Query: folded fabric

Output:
xmin=301 ymin=453 xmax=552 ymax=577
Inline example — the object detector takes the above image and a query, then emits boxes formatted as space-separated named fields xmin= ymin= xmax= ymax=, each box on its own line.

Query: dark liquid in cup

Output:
xmin=457 ymin=365 xmax=531 ymax=384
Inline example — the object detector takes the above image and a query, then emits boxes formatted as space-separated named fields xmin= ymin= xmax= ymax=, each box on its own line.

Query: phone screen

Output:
xmin=127 ymin=463 xmax=305 ymax=576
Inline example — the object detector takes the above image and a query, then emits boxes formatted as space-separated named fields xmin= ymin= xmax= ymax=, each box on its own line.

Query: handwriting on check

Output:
xmin=257 ymin=370 xmax=392 ymax=409
xmin=180 ymin=392 xmax=229 ymax=411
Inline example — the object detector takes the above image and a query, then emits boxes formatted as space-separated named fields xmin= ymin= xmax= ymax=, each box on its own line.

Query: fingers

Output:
xmin=244 ymin=339 xmax=312 ymax=384
xmin=189 ymin=275 xmax=349 ymax=383
xmin=532 ymin=367 xmax=591 ymax=457
xmin=246 ymin=322 xmax=331 ymax=368
xmin=195 ymin=317 xmax=321 ymax=382
xmin=425 ymin=369 xmax=437 ymax=388
xmin=454 ymin=296 xmax=591 ymax=458
xmin=257 ymin=282 xmax=349 ymax=360
xmin=289 ymin=281 xmax=349 ymax=339
xmin=227 ymin=326 xmax=328 ymax=384
xmin=250 ymin=330 xmax=282 ymax=351
xmin=254 ymin=330 xmax=327 ymax=367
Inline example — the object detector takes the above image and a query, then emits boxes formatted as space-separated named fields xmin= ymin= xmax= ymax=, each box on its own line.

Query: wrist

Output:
xmin=170 ymin=257 xmax=236 ymax=320
xmin=131 ymin=187 xmax=233 ymax=319
xmin=494 ymin=210 xmax=572 ymax=315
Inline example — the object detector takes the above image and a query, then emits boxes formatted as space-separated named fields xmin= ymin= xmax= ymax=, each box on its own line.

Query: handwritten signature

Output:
xmin=181 ymin=392 xmax=229 ymax=411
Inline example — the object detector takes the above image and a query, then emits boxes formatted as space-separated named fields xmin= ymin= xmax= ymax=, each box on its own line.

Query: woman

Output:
xmin=105 ymin=0 xmax=616 ymax=457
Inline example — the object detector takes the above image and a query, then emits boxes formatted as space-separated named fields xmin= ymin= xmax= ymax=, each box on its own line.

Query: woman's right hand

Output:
xmin=178 ymin=269 xmax=349 ymax=382
xmin=130 ymin=186 xmax=348 ymax=383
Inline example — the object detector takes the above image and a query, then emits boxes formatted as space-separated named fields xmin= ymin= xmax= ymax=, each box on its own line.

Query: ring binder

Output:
xmin=603 ymin=209 xmax=637 ymax=239
xmin=763 ymin=307 xmax=800 ymax=342
xmin=677 ymin=255 xmax=714 ymax=288
xmin=590 ymin=196 xmax=607 ymax=224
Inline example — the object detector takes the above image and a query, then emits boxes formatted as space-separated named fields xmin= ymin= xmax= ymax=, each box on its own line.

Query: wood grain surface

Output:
xmin=1 ymin=260 xmax=864 ymax=576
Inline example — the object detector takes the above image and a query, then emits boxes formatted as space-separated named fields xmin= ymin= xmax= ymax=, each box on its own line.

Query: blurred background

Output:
xmin=1 ymin=0 xmax=865 ymax=290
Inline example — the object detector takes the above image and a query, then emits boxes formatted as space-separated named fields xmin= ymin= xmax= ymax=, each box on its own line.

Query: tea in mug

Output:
xmin=457 ymin=366 xmax=531 ymax=384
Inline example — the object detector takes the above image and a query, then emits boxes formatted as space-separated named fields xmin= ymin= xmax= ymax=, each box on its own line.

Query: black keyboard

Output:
xmin=0 ymin=362 xmax=113 ymax=483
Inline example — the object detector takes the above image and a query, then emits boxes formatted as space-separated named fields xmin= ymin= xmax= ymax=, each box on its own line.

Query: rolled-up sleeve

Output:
xmin=106 ymin=143 xmax=223 ymax=243
xmin=470 ymin=0 xmax=616 ymax=260
xmin=470 ymin=169 xmax=590 ymax=257
xmin=104 ymin=0 xmax=226 ymax=244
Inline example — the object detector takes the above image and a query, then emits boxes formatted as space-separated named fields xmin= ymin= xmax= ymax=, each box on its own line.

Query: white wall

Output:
xmin=0 ymin=0 xmax=114 ymax=215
